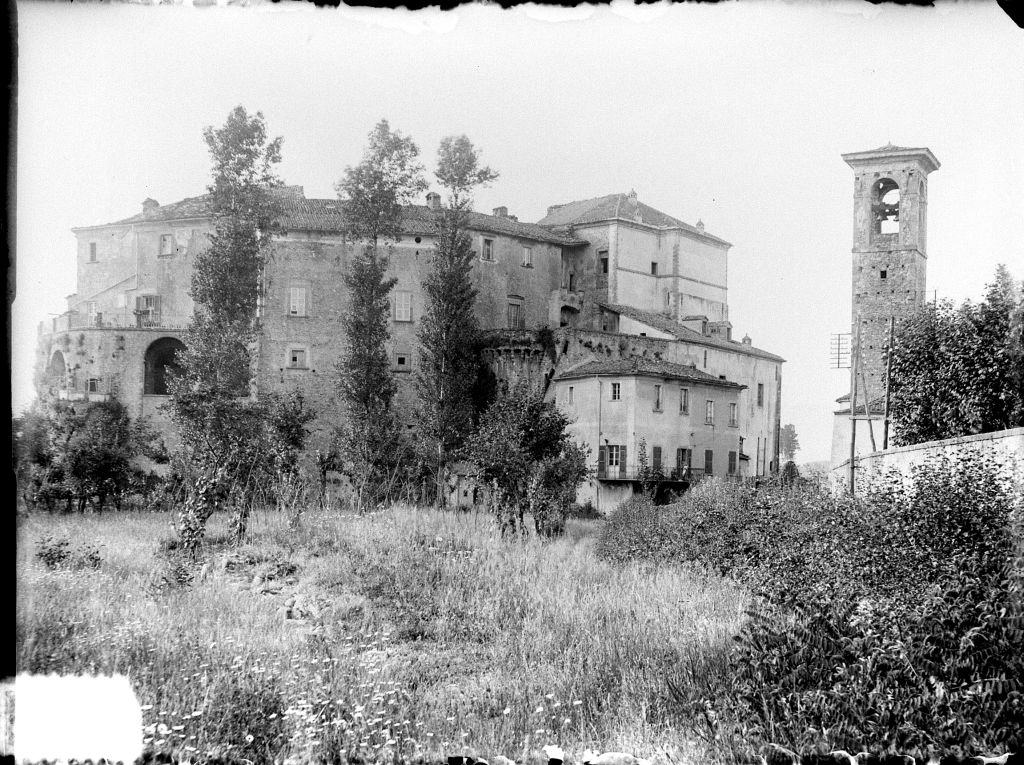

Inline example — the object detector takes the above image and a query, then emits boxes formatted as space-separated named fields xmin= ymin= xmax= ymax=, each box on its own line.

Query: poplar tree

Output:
xmin=416 ymin=135 xmax=498 ymax=508
xmin=335 ymin=120 xmax=426 ymax=510
xmin=168 ymin=106 xmax=286 ymax=550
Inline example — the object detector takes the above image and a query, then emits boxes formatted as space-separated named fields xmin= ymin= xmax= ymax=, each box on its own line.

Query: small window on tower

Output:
xmin=394 ymin=352 xmax=411 ymax=373
xmin=880 ymin=270 xmax=887 ymax=280
xmin=651 ymin=262 xmax=658 ymax=276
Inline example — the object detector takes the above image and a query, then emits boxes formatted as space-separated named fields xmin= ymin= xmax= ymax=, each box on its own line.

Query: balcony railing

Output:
xmin=594 ymin=464 xmax=705 ymax=482
xmin=40 ymin=313 xmax=191 ymax=335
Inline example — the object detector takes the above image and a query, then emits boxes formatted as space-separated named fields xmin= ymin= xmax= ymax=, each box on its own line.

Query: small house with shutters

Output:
xmin=552 ymin=357 xmax=745 ymax=510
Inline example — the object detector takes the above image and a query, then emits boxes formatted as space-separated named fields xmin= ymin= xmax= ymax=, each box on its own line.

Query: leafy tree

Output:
xmin=167 ymin=106 xmax=290 ymax=551
xmin=14 ymin=397 xmax=163 ymax=513
xmin=465 ymin=381 xmax=588 ymax=535
xmin=778 ymin=423 xmax=800 ymax=461
xmin=416 ymin=135 xmax=498 ymax=508
xmin=334 ymin=120 xmax=426 ymax=512
xmin=889 ymin=265 xmax=1024 ymax=445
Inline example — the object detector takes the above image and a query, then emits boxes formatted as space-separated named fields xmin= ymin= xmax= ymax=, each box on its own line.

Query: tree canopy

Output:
xmin=889 ymin=264 xmax=1024 ymax=445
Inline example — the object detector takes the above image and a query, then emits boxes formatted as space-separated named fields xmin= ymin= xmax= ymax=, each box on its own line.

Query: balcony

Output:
xmin=594 ymin=464 xmax=705 ymax=483
xmin=40 ymin=312 xmax=191 ymax=336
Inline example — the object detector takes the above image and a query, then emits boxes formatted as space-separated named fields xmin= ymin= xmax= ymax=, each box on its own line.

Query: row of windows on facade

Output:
xmin=88 ymin=235 xmax=179 ymax=263
xmin=478 ymin=239 xmax=534 ymax=268
xmin=284 ymin=347 xmax=411 ymax=373
xmin=566 ymin=382 xmax=765 ymax=418
xmin=288 ymin=286 xmax=529 ymax=330
xmin=601 ymin=444 xmax=740 ymax=476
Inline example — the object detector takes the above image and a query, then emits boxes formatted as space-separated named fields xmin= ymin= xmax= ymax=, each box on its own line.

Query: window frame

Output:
xmin=506 ymin=299 xmax=525 ymax=330
xmin=607 ymin=444 xmax=621 ymax=468
xmin=651 ymin=261 xmax=658 ymax=276
xmin=757 ymin=383 xmax=765 ymax=407
xmin=159 ymin=234 xmax=175 ymax=257
xmin=288 ymin=286 xmax=309 ymax=317
xmin=394 ymin=351 xmax=412 ymax=373
xmin=728 ymin=450 xmax=738 ymax=475
xmin=394 ymin=290 xmax=413 ymax=323
xmin=286 ymin=346 xmax=309 ymax=370
xmin=567 ymin=386 xmax=574 ymax=405
xmin=729 ymin=402 xmax=738 ymax=427
xmin=654 ymin=384 xmax=663 ymax=412
xmin=481 ymin=238 xmax=494 ymax=262
xmin=705 ymin=400 xmax=715 ymax=425
xmin=680 ymin=387 xmax=690 ymax=414
xmin=611 ymin=382 xmax=621 ymax=401
xmin=522 ymin=245 xmax=533 ymax=268
xmin=88 ymin=242 xmax=98 ymax=263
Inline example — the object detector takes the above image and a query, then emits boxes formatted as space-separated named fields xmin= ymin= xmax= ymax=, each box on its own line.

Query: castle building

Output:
xmin=831 ymin=144 xmax=940 ymax=467
xmin=36 ymin=186 xmax=784 ymax=511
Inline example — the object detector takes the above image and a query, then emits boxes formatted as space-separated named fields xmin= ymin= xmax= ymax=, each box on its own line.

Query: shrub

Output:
xmin=617 ymin=452 xmax=1024 ymax=757
xmin=35 ymin=535 xmax=103 ymax=570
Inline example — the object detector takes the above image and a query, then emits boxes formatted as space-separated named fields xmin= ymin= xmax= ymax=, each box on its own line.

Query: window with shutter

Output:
xmin=728 ymin=451 xmax=737 ymax=475
xmin=704 ymin=449 xmax=714 ymax=476
xmin=394 ymin=291 xmax=413 ymax=322
xmin=619 ymin=445 xmax=627 ymax=476
xmin=680 ymin=387 xmax=689 ymax=414
xmin=652 ymin=446 xmax=662 ymax=472
xmin=705 ymin=400 xmax=714 ymax=424
xmin=289 ymin=287 xmax=308 ymax=317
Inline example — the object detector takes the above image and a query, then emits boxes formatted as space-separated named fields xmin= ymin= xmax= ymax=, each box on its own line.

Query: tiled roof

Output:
xmin=555 ymin=357 xmax=741 ymax=387
xmin=85 ymin=192 xmax=585 ymax=246
xmin=538 ymin=192 xmax=730 ymax=246
xmin=599 ymin=302 xmax=786 ymax=363
xmin=834 ymin=392 xmax=886 ymax=415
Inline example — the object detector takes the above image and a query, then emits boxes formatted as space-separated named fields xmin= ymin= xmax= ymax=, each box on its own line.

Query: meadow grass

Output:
xmin=17 ymin=505 xmax=746 ymax=764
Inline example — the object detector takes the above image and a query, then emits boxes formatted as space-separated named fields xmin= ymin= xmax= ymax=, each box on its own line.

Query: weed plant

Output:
xmin=17 ymin=504 xmax=743 ymax=764
xmin=601 ymin=452 xmax=1024 ymax=759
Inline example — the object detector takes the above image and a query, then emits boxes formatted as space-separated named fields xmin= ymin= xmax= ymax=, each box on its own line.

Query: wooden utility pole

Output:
xmin=883 ymin=315 xmax=895 ymax=450
xmin=849 ymin=323 xmax=859 ymax=494
xmin=860 ymin=369 xmax=876 ymax=452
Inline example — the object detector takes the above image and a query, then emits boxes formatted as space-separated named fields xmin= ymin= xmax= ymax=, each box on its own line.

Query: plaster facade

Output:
xmin=36 ymin=186 xmax=784 ymax=509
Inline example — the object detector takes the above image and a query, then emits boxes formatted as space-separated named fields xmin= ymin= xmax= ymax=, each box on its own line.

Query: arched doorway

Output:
xmin=144 ymin=337 xmax=186 ymax=395
xmin=46 ymin=350 xmax=68 ymax=392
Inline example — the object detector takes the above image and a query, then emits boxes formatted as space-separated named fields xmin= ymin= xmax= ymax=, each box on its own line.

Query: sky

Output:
xmin=10 ymin=0 xmax=1024 ymax=463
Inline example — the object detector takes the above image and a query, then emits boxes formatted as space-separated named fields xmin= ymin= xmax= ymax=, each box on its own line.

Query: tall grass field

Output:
xmin=17 ymin=505 xmax=746 ymax=765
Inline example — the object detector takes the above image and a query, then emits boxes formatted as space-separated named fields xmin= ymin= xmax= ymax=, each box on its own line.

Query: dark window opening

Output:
xmin=880 ymin=269 xmax=887 ymax=279
xmin=601 ymin=257 xmax=609 ymax=274
xmin=728 ymin=451 xmax=737 ymax=475
xmin=650 ymin=262 xmax=658 ymax=276
xmin=704 ymin=449 xmax=714 ymax=476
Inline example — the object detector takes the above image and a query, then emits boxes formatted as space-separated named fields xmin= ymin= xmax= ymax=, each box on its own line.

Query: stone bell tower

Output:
xmin=842 ymin=144 xmax=940 ymax=399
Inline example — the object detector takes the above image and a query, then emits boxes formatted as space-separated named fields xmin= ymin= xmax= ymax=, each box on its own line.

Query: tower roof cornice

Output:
xmin=841 ymin=146 xmax=940 ymax=175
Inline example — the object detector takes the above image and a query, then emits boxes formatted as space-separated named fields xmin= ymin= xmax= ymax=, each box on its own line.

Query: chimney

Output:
xmin=492 ymin=206 xmax=508 ymax=218
xmin=426 ymin=192 xmax=441 ymax=211
xmin=142 ymin=198 xmax=160 ymax=217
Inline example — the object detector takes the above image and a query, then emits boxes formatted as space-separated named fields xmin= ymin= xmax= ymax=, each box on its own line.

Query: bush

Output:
xmin=35 ymin=535 xmax=103 ymax=570
xmin=606 ymin=452 xmax=1023 ymax=757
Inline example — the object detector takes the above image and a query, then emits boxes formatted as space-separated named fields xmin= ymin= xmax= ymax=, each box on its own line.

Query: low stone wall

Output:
xmin=831 ymin=426 xmax=1024 ymax=493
